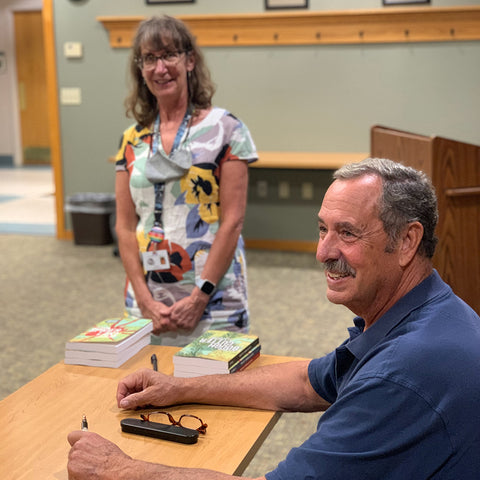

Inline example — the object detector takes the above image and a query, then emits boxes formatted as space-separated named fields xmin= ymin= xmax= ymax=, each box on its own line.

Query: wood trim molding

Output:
xmin=245 ymin=238 xmax=318 ymax=253
xmin=107 ymin=151 xmax=367 ymax=169
xmin=253 ymin=151 xmax=368 ymax=169
xmin=43 ymin=0 xmax=68 ymax=240
xmin=445 ymin=186 xmax=480 ymax=197
xmin=97 ymin=6 xmax=480 ymax=49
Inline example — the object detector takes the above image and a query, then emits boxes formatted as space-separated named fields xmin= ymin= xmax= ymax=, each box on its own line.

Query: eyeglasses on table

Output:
xmin=140 ymin=411 xmax=208 ymax=434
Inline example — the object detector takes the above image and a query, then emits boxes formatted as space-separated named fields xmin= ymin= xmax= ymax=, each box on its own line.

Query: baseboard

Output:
xmin=60 ymin=229 xmax=74 ymax=241
xmin=60 ymin=229 xmax=318 ymax=253
xmin=245 ymin=238 xmax=317 ymax=253
xmin=0 ymin=156 xmax=14 ymax=167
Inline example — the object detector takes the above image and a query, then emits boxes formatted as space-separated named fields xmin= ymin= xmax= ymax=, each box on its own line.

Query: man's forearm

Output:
xmin=177 ymin=360 xmax=327 ymax=413
xmin=130 ymin=460 xmax=265 ymax=480
xmin=67 ymin=430 xmax=267 ymax=480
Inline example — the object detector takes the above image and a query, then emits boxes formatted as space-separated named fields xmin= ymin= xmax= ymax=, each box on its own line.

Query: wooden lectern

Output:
xmin=371 ymin=125 xmax=480 ymax=314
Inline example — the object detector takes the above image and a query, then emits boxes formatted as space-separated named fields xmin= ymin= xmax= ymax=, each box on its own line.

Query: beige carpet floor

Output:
xmin=0 ymin=234 xmax=353 ymax=477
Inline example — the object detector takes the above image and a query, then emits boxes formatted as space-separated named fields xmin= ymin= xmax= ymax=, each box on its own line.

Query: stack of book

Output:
xmin=65 ymin=316 xmax=152 ymax=368
xmin=173 ymin=330 xmax=261 ymax=378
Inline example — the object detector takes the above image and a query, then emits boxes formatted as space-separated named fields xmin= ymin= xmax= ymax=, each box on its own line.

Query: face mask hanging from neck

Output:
xmin=145 ymin=147 xmax=192 ymax=183
xmin=145 ymin=106 xmax=194 ymax=184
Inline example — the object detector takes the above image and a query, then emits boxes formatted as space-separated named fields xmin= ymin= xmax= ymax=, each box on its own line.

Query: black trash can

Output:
xmin=65 ymin=193 xmax=116 ymax=245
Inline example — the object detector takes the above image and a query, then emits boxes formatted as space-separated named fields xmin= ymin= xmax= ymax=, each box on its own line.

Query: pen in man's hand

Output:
xmin=81 ymin=414 xmax=88 ymax=431
xmin=151 ymin=353 xmax=158 ymax=371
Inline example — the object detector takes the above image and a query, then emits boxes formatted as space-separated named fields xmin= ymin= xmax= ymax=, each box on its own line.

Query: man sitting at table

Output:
xmin=67 ymin=158 xmax=480 ymax=480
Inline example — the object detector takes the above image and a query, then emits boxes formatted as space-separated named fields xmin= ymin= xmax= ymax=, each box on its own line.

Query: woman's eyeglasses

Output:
xmin=136 ymin=51 xmax=186 ymax=70
xmin=140 ymin=411 xmax=208 ymax=434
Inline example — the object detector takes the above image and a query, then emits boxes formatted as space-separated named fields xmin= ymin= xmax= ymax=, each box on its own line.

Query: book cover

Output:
xmin=64 ymin=333 xmax=151 ymax=368
xmin=174 ymin=345 xmax=261 ymax=378
xmin=66 ymin=317 xmax=152 ymax=354
xmin=173 ymin=330 xmax=260 ymax=377
xmin=229 ymin=345 xmax=261 ymax=372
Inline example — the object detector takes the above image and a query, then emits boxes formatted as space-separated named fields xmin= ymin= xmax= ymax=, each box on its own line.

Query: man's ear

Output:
xmin=399 ymin=222 xmax=424 ymax=267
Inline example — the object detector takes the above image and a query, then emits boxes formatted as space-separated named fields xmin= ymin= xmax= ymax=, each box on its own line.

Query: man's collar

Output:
xmin=346 ymin=270 xmax=450 ymax=360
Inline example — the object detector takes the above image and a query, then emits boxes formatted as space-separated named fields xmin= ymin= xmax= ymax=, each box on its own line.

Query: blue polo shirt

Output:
xmin=266 ymin=271 xmax=480 ymax=480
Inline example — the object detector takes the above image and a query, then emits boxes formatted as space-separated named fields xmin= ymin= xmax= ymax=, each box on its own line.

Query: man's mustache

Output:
xmin=324 ymin=258 xmax=356 ymax=278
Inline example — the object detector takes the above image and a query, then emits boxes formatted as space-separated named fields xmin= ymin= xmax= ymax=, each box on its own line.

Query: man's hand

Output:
xmin=67 ymin=431 xmax=135 ymax=480
xmin=116 ymin=368 xmax=183 ymax=409
xmin=67 ymin=431 xmax=264 ymax=480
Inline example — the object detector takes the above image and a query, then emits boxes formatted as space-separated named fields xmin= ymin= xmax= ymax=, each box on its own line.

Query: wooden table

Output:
xmin=0 ymin=346 xmax=303 ymax=480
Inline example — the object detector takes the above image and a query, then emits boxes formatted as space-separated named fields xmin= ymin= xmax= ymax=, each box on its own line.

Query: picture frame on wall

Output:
xmin=146 ymin=0 xmax=194 ymax=4
xmin=383 ymin=0 xmax=430 ymax=5
xmin=265 ymin=0 xmax=308 ymax=10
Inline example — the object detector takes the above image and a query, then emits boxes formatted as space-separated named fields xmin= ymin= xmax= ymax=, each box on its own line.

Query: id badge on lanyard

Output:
xmin=143 ymin=249 xmax=170 ymax=271
xmin=143 ymin=224 xmax=171 ymax=271
xmin=143 ymin=107 xmax=192 ymax=273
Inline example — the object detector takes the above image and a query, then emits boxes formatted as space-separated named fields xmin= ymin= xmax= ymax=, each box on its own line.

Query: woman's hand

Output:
xmin=137 ymin=296 xmax=177 ymax=334
xmin=168 ymin=290 xmax=210 ymax=331
xmin=138 ymin=287 xmax=209 ymax=334
xmin=140 ymin=290 xmax=209 ymax=334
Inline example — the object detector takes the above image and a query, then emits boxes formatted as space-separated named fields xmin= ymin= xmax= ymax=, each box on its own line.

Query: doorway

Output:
xmin=14 ymin=10 xmax=51 ymax=165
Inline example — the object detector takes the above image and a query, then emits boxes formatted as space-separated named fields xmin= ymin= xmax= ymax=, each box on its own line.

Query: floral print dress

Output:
xmin=115 ymin=107 xmax=257 ymax=346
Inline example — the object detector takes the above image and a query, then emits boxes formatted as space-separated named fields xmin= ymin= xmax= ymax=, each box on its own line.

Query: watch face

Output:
xmin=201 ymin=281 xmax=215 ymax=295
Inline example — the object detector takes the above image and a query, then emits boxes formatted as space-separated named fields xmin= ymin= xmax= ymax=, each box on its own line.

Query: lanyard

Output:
xmin=152 ymin=105 xmax=193 ymax=156
xmin=150 ymin=105 xmax=193 ymax=235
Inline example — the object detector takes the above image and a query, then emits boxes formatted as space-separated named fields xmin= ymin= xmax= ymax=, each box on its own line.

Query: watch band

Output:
xmin=196 ymin=278 xmax=216 ymax=296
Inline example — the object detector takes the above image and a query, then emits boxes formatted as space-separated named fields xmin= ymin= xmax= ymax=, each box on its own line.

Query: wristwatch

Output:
xmin=196 ymin=278 xmax=216 ymax=296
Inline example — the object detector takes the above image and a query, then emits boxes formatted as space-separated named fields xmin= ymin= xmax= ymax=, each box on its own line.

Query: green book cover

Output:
xmin=69 ymin=317 xmax=152 ymax=344
xmin=66 ymin=317 xmax=152 ymax=355
xmin=175 ymin=330 xmax=259 ymax=367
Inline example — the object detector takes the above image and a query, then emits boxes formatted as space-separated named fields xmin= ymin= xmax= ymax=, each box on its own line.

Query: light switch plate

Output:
xmin=278 ymin=181 xmax=290 ymax=199
xmin=301 ymin=182 xmax=314 ymax=200
xmin=60 ymin=87 xmax=82 ymax=105
xmin=64 ymin=42 xmax=83 ymax=58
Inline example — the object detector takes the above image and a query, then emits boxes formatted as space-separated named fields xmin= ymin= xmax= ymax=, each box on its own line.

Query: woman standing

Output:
xmin=115 ymin=16 xmax=257 ymax=346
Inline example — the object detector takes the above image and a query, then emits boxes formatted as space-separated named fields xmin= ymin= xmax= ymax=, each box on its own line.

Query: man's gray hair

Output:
xmin=334 ymin=158 xmax=438 ymax=258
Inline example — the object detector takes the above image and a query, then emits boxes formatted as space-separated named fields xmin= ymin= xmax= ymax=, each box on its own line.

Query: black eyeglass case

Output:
xmin=120 ymin=418 xmax=199 ymax=444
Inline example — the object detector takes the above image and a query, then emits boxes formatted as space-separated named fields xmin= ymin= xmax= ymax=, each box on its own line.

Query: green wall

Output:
xmin=54 ymin=0 xmax=480 ymax=243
